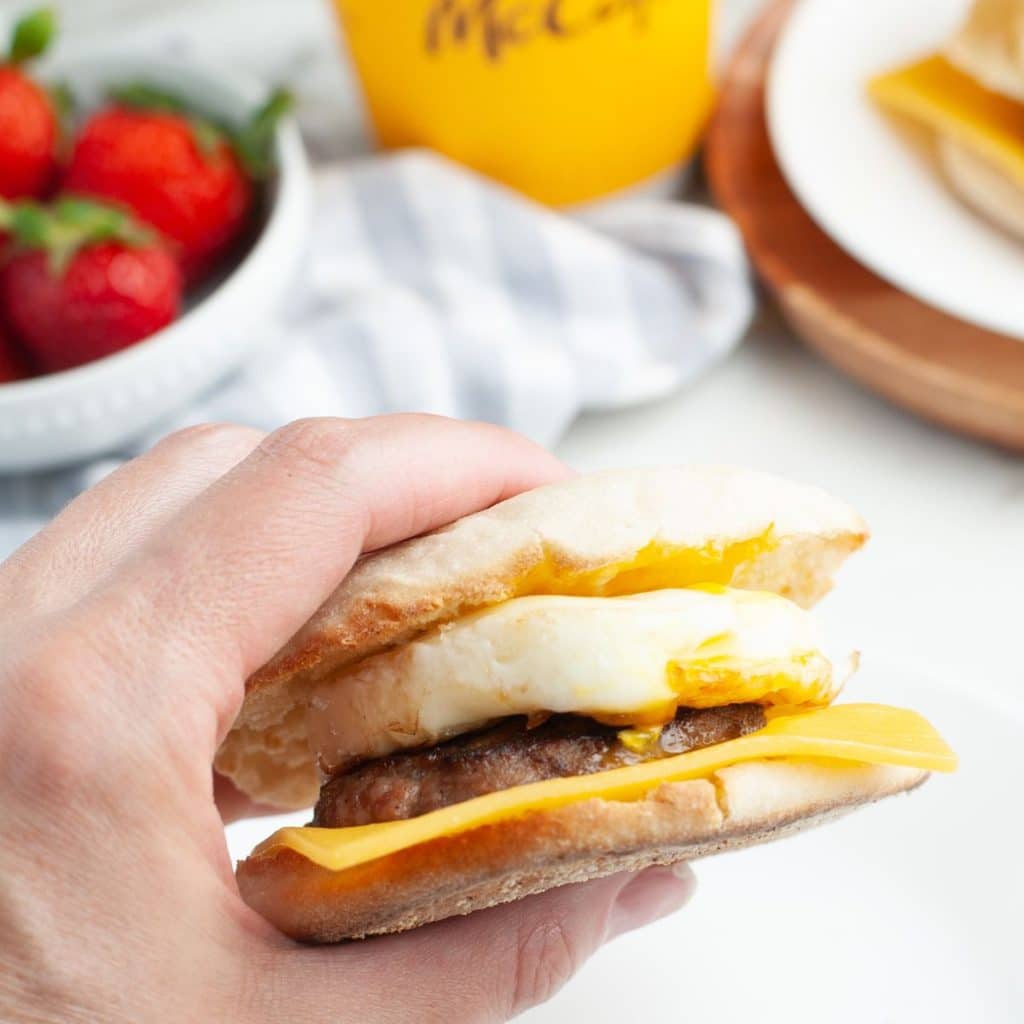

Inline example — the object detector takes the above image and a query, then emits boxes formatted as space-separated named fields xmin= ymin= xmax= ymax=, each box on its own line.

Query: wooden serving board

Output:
xmin=705 ymin=0 xmax=1024 ymax=450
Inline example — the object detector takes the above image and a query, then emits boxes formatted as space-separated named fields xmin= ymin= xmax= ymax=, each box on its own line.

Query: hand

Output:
xmin=0 ymin=415 xmax=693 ymax=1024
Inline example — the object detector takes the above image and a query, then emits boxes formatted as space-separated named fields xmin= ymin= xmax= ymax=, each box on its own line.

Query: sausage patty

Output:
xmin=313 ymin=704 xmax=766 ymax=827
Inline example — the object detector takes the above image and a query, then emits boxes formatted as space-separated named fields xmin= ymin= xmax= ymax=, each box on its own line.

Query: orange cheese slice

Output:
xmin=253 ymin=704 xmax=956 ymax=873
xmin=868 ymin=55 xmax=1024 ymax=185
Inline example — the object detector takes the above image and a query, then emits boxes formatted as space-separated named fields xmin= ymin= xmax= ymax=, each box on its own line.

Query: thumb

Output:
xmin=269 ymin=867 xmax=695 ymax=1023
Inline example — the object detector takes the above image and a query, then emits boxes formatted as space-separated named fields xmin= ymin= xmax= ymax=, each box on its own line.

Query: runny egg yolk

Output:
xmin=513 ymin=532 xmax=775 ymax=598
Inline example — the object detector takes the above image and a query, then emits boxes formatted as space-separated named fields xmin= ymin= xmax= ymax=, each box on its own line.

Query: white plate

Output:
xmin=227 ymin=661 xmax=1023 ymax=1022
xmin=523 ymin=661 xmax=1023 ymax=1022
xmin=767 ymin=0 xmax=1024 ymax=341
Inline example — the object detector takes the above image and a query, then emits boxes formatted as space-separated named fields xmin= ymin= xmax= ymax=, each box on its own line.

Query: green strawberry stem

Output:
xmin=47 ymin=79 xmax=76 ymax=153
xmin=108 ymin=81 xmax=189 ymax=115
xmin=8 ymin=7 xmax=56 ymax=65
xmin=108 ymin=81 xmax=293 ymax=177
xmin=0 ymin=196 xmax=154 ymax=275
xmin=233 ymin=88 xmax=293 ymax=177
xmin=48 ymin=79 xmax=74 ymax=120
xmin=109 ymin=82 xmax=225 ymax=156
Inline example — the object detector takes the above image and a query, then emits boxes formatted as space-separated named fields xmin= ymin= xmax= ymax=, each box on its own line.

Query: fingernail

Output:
xmin=606 ymin=865 xmax=696 ymax=940
xmin=672 ymin=861 xmax=695 ymax=881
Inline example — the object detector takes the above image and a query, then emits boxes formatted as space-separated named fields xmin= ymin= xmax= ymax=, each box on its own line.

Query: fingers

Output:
xmin=214 ymin=772 xmax=286 ymax=824
xmin=0 ymin=423 xmax=264 ymax=623
xmin=605 ymin=863 xmax=696 ymax=939
xmin=67 ymin=415 xmax=570 ymax=752
xmin=272 ymin=868 xmax=695 ymax=1024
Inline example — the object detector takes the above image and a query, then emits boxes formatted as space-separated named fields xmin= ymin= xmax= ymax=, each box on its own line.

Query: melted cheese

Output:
xmin=617 ymin=724 xmax=664 ymax=754
xmin=255 ymin=704 xmax=955 ymax=873
xmin=869 ymin=55 xmax=1024 ymax=184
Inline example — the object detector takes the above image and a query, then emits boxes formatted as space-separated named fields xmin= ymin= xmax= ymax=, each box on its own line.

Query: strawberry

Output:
xmin=0 ymin=9 xmax=59 ymax=200
xmin=0 ymin=321 xmax=31 ymax=382
xmin=0 ymin=197 xmax=181 ymax=373
xmin=63 ymin=86 xmax=290 ymax=285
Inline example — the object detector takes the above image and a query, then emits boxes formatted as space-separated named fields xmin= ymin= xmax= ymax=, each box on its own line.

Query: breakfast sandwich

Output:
xmin=869 ymin=0 xmax=1024 ymax=239
xmin=216 ymin=466 xmax=955 ymax=941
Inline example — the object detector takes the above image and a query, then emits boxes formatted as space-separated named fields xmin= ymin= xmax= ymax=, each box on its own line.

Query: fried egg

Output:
xmin=307 ymin=585 xmax=849 ymax=773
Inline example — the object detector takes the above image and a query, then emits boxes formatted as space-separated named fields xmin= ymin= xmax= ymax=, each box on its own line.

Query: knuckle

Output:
xmin=509 ymin=917 xmax=581 ymax=1015
xmin=0 ymin=618 xmax=140 ymax=811
xmin=5 ymin=630 xmax=87 ymax=724
xmin=156 ymin=421 xmax=263 ymax=462
xmin=1 ymin=639 xmax=99 ymax=796
xmin=258 ymin=417 xmax=364 ymax=479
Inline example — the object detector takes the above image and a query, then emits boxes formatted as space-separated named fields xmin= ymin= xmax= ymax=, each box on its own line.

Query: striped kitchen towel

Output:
xmin=0 ymin=150 xmax=754 ymax=556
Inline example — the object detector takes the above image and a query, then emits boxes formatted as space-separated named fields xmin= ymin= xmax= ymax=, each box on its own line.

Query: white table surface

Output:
xmin=40 ymin=0 xmax=1023 ymax=1017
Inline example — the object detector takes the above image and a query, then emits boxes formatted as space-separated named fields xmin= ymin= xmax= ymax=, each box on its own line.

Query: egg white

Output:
xmin=306 ymin=585 xmax=848 ymax=773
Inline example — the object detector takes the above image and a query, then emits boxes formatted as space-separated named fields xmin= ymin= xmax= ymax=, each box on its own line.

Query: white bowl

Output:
xmin=0 ymin=53 xmax=312 ymax=472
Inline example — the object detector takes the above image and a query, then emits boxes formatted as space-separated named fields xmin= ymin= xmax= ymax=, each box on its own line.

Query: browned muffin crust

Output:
xmin=313 ymin=704 xmax=766 ymax=827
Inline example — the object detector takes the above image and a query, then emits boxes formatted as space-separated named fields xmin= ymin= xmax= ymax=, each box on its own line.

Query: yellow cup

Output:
xmin=333 ymin=0 xmax=715 ymax=206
